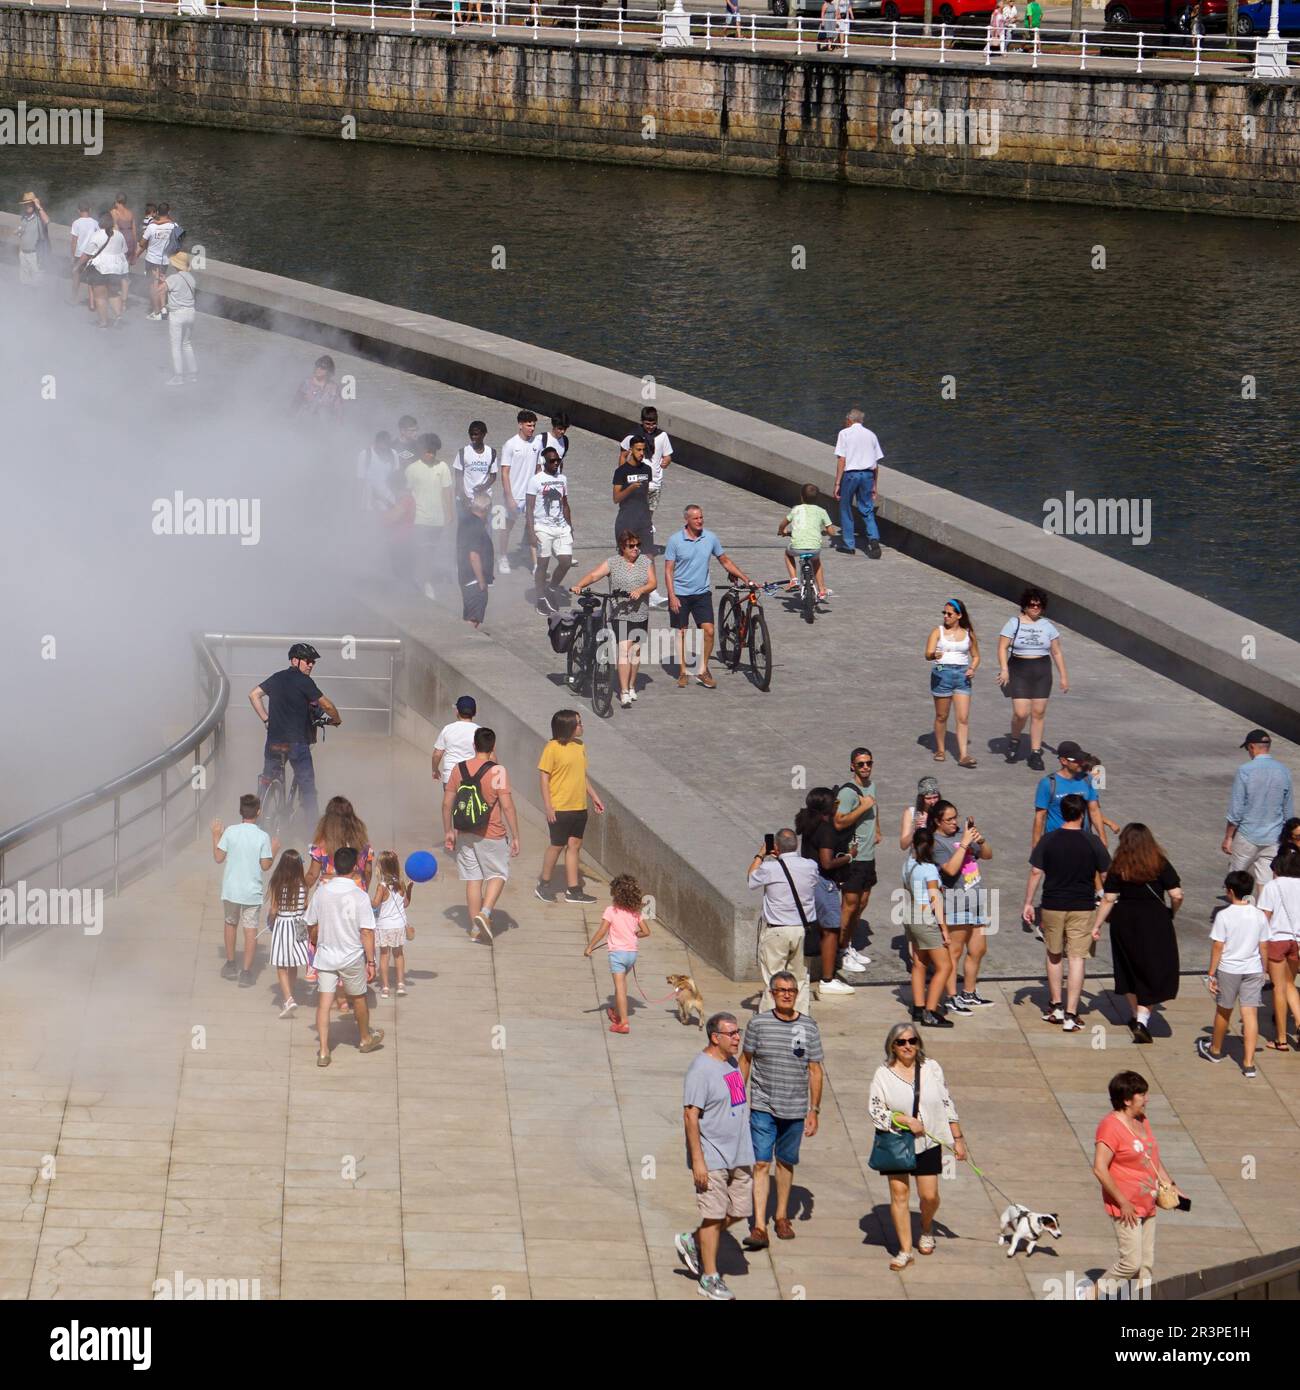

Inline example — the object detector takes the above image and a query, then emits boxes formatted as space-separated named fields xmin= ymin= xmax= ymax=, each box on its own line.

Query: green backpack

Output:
xmin=452 ymin=761 xmax=495 ymax=833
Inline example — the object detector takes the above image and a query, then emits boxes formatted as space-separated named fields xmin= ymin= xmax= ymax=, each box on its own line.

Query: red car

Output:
xmin=880 ymin=0 xmax=993 ymax=22
xmin=1104 ymin=0 xmax=1229 ymax=30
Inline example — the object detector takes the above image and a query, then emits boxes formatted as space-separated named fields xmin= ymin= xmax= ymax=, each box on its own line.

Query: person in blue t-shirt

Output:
xmin=1031 ymin=740 xmax=1108 ymax=849
xmin=663 ymin=504 xmax=752 ymax=691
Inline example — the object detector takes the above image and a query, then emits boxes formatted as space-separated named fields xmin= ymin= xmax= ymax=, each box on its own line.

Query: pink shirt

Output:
xmin=602 ymin=905 xmax=642 ymax=953
xmin=1095 ymin=1112 xmax=1162 ymax=1219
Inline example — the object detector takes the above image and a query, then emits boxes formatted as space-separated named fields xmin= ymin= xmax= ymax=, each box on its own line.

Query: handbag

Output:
xmin=1156 ymin=1180 xmax=1179 ymax=1210
xmin=776 ymin=857 xmax=819 ymax=959
xmin=404 ymin=924 xmax=416 ymax=942
xmin=868 ymin=1065 xmax=921 ymax=1172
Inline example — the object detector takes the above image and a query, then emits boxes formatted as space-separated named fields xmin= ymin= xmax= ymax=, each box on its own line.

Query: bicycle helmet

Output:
xmin=288 ymin=643 xmax=321 ymax=663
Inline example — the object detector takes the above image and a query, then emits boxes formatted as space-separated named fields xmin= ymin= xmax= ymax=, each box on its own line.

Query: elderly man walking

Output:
xmin=1223 ymin=729 xmax=1294 ymax=886
xmin=832 ymin=407 xmax=884 ymax=559
xmin=748 ymin=830 xmax=817 ymax=1013
xmin=675 ymin=1012 xmax=754 ymax=1301
xmin=739 ymin=971 xmax=823 ymax=1251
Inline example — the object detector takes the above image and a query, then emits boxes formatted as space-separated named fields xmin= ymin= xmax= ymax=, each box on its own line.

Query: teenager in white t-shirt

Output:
xmin=1258 ymin=856 xmax=1300 ymax=1053
xmin=453 ymin=420 xmax=499 ymax=509
xmin=526 ymin=448 xmax=574 ymax=609
xmin=139 ymin=206 xmax=175 ymax=320
xmin=498 ymin=409 xmax=542 ymax=575
xmin=433 ymin=699 xmax=481 ymax=782
xmin=1199 ymin=871 xmax=1273 ymax=1074
xmin=535 ymin=411 xmax=570 ymax=468
xmin=356 ymin=431 xmax=399 ymax=512
xmin=68 ymin=204 xmax=99 ymax=305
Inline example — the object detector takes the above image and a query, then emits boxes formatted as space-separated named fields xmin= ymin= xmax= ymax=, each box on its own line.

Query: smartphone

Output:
xmin=764 ymin=833 xmax=776 ymax=856
xmin=966 ymin=817 xmax=976 ymax=830
xmin=1177 ymin=1195 xmax=1192 ymax=1213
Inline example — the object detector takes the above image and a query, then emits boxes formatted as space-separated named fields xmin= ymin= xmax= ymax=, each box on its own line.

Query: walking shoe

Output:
xmin=1004 ymin=739 xmax=1019 ymax=764
xmin=534 ymin=882 xmax=557 ymax=902
xmin=1242 ymin=1064 xmax=1258 ymax=1079
xmin=944 ymin=995 xmax=972 ymax=1015
xmin=165 ymin=374 xmax=185 ymax=386
xmin=396 ymin=983 xmax=407 ymax=995
xmin=536 ymin=594 xmax=558 ymax=616
xmin=1042 ymin=1002 xmax=1064 ymax=1024
xmin=832 ymin=543 xmax=855 ymax=555
xmin=674 ymin=1231 xmax=701 ymax=1276
xmin=565 ymin=888 xmax=598 ymax=905
xmin=1196 ymin=1037 xmax=1224 ymax=1063
xmin=278 ymin=998 xmax=298 ymax=1019
xmin=910 ymin=1005 xmax=924 ymax=1022
xmin=221 ymin=960 xmax=238 ymax=980
xmin=696 ymin=671 xmax=717 ymax=689
xmin=609 ymin=1021 xmax=630 ymax=1034
xmin=1132 ymin=1021 xmax=1153 ymax=1044
xmin=819 ymin=978 xmax=855 ymax=996
xmin=380 ymin=987 xmax=390 ymax=998
xmin=498 ymin=555 xmax=511 ymax=574
xmin=628 ymin=688 xmax=638 ymax=700
xmin=359 ymin=1034 xmax=385 ymax=1054
xmin=865 ymin=540 xmax=882 ymax=559
xmin=1061 ymin=1013 xmax=1083 ymax=1033
xmin=1027 ymin=749 xmax=1046 ymax=771
xmin=146 ymin=311 xmax=163 ymax=321
xmin=742 ymin=1228 xmax=770 ymax=1251
xmin=845 ymin=946 xmax=872 ymax=969
xmin=920 ymin=1009 xmax=954 ymax=1028
xmin=676 ymin=672 xmax=689 ymax=689
xmin=619 ymin=691 xmax=632 ymax=708
xmin=960 ymin=991 xmax=995 ymax=1008
xmin=697 ymin=1274 xmax=735 ymax=1301
xmin=838 ymin=950 xmax=867 ymax=974
xmin=238 ymin=969 xmax=254 ymax=988
xmin=471 ymin=911 xmax=493 ymax=942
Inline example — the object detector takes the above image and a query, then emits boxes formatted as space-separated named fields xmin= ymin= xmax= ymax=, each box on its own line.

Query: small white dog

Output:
xmin=998 ymin=1204 xmax=1062 ymax=1257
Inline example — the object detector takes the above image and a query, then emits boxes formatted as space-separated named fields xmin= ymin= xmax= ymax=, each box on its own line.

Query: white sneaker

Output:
xmin=423 ymin=583 xmax=437 ymax=601
xmin=165 ymin=375 xmax=185 ymax=386
xmin=838 ymin=951 xmax=867 ymax=974
xmin=648 ymin=590 xmax=668 ymax=608
xmin=499 ymin=556 xmax=511 ymax=574
xmin=628 ymin=689 xmax=638 ymax=701
xmin=819 ymin=978 xmax=855 ymax=995
xmin=619 ymin=692 xmax=632 ymax=708
xmin=146 ymin=311 xmax=163 ymax=321
xmin=847 ymin=946 xmax=872 ymax=968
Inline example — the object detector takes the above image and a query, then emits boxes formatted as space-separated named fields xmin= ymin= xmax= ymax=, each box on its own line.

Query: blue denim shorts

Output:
xmin=931 ymin=663 xmax=972 ymax=697
xmin=608 ymin=950 xmax=637 ymax=975
xmin=814 ymin=875 xmax=842 ymax=932
xmin=750 ymin=1110 xmax=804 ymax=1166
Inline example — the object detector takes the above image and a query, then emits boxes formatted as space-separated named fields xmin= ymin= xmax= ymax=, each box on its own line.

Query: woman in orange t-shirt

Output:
xmin=1091 ymin=1071 xmax=1184 ymax=1299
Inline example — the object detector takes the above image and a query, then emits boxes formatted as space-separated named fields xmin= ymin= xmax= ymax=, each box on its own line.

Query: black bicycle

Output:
xmin=792 ymin=550 xmax=820 ymax=625
xmin=716 ymin=580 xmax=776 ymax=691
xmin=258 ymin=708 xmax=330 ymax=836
xmin=563 ymin=588 xmax=628 ymax=720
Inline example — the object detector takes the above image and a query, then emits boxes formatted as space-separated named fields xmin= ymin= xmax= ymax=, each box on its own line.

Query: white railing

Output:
xmin=2 ymin=0 xmax=1289 ymax=76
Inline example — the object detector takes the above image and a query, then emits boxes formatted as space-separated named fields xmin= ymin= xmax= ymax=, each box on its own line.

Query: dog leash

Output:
xmin=892 ymin=1117 xmax=1017 ymax=1207
xmin=630 ymin=962 xmax=686 ymax=1005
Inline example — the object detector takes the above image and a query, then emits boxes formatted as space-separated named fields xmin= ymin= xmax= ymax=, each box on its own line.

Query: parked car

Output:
xmin=1104 ymin=0 xmax=1229 ymax=31
xmin=880 ymin=0 xmax=992 ymax=22
xmin=768 ymin=0 xmax=881 ymax=18
xmin=1234 ymin=0 xmax=1300 ymax=32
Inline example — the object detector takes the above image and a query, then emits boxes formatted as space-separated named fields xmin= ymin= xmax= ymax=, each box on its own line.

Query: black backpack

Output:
xmin=451 ymin=761 xmax=496 ymax=833
xmin=831 ymin=782 xmax=867 ymax=855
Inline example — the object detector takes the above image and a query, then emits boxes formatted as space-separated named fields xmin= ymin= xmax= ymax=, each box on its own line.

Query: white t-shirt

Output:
xmin=141 ymin=219 xmax=174 ymax=265
xmin=85 ymin=228 xmax=129 ymax=276
xmin=70 ymin=216 xmax=99 ymax=255
xmin=526 ymin=470 xmax=570 ymax=528
xmin=621 ymin=431 xmax=674 ymax=486
xmin=835 ymin=422 xmax=884 ymax=473
xmin=303 ymin=876 xmax=374 ymax=971
xmin=356 ymin=445 xmax=398 ymax=510
xmin=500 ymin=434 xmax=543 ymax=506
xmin=1000 ymin=614 xmax=1061 ymax=658
xmin=1211 ymin=902 xmax=1272 ymax=972
xmin=1258 ymin=877 xmax=1300 ymax=943
xmin=435 ymin=719 xmax=480 ymax=781
xmin=405 ymin=459 xmax=452 ymax=527
xmin=536 ymin=431 xmax=570 ymax=463
xmin=454 ymin=444 xmax=499 ymax=502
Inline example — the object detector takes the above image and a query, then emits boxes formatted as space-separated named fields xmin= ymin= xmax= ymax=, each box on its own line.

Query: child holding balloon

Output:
xmin=371 ymin=851 xmax=415 ymax=997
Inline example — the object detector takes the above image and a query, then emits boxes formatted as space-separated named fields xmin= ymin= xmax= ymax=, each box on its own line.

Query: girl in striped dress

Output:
xmin=267 ymin=849 xmax=310 ymax=1019
xmin=371 ymin=851 xmax=414 ymax=998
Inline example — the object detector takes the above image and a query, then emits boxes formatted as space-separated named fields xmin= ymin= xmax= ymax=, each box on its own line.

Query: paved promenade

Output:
xmin=0 ymin=724 xmax=1293 ymax=1301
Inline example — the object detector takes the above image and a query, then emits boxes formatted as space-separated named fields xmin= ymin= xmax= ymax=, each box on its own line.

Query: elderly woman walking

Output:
xmin=869 ymin=1022 xmax=966 ymax=1270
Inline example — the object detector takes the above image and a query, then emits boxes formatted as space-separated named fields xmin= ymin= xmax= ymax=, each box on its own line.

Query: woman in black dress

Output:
xmin=1093 ymin=824 xmax=1184 ymax=1044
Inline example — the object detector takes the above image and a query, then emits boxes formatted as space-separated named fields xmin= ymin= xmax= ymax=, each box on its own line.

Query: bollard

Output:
xmin=1193 ymin=30 xmax=1201 ymax=74
xmin=1032 ymin=24 xmax=1039 ymax=66
xmin=705 ymin=11 xmax=710 ymax=47
xmin=618 ymin=4 xmax=622 ymax=43
xmin=939 ymin=20 xmax=946 ymax=60
xmin=1079 ymin=26 xmax=1086 ymax=68
xmin=1136 ymin=30 xmax=1143 ymax=73
xmin=331 ymin=0 xmax=336 ymax=24
xmin=371 ymin=0 xmax=375 ymax=27
xmin=891 ymin=19 xmax=897 ymax=58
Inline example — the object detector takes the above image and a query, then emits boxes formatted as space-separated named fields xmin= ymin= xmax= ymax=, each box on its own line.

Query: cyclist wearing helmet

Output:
xmin=249 ymin=643 xmax=341 ymax=826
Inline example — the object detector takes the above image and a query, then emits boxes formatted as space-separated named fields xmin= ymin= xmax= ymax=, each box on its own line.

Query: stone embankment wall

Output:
xmin=1 ymin=8 xmax=1298 ymax=217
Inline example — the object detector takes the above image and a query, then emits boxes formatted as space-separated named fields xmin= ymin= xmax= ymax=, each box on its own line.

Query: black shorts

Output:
xmin=840 ymin=860 xmax=878 ymax=895
xmin=461 ymin=582 xmax=489 ymax=625
xmin=611 ymin=617 xmax=649 ymax=646
xmin=548 ymin=808 xmax=588 ymax=847
xmin=670 ymin=592 xmax=714 ymax=630
xmin=1007 ymin=654 xmax=1052 ymax=700
xmin=881 ymin=1143 xmax=943 ymax=1178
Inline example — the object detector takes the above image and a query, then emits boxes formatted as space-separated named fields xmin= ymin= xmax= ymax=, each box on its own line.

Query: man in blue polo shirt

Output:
xmin=1030 ymin=740 xmax=1106 ymax=849
xmin=663 ymin=504 xmax=752 ymax=691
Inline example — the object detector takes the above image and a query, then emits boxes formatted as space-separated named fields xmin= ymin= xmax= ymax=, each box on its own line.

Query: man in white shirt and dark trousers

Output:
xmin=748 ymin=830 xmax=818 ymax=1013
xmin=833 ymin=407 xmax=884 ymax=559
xmin=499 ymin=409 xmax=542 ymax=575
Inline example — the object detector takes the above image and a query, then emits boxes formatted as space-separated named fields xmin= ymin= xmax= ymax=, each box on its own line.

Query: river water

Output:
xmin=9 ymin=117 xmax=1300 ymax=643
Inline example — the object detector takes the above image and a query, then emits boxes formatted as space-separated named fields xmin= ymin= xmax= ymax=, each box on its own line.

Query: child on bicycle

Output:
xmin=370 ymin=850 xmax=414 ymax=998
xmin=779 ymin=483 xmax=837 ymax=601
xmin=583 ymin=873 xmax=650 ymax=1034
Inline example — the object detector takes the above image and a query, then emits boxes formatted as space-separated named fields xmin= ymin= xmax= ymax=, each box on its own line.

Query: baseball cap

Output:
xmin=1241 ymin=729 xmax=1271 ymax=749
xmin=1057 ymin=740 xmax=1084 ymax=762
xmin=456 ymin=696 xmax=477 ymax=717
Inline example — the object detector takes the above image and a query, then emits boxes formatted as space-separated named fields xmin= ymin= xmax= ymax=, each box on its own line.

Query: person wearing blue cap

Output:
xmin=924 ymin=599 xmax=980 ymax=768
xmin=433 ymin=697 xmax=480 ymax=785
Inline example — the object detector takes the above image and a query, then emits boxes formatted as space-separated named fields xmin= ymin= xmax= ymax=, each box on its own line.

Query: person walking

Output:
xmin=583 ymin=872 xmax=650 ymax=1034
xmin=1089 ymin=1071 xmax=1183 ymax=1300
xmin=931 ymin=800 xmax=994 ymax=1011
xmin=570 ymin=531 xmax=657 ymax=708
xmin=1198 ymin=871 xmax=1271 ymax=1077
xmin=1257 ymin=849 xmax=1300 ymax=1052
xmin=68 ymin=202 xmax=98 ymax=307
xmin=832 ymin=747 xmax=879 ymax=976
xmin=832 ymin=408 xmax=884 ymax=559
xmin=1024 ymin=793 xmax=1111 ymax=1034
xmin=675 ymin=1013 xmax=754 ymax=1301
xmin=663 ymin=505 xmax=752 ymax=690
xmin=406 ymin=432 xmax=454 ymax=602
xmin=266 ymin=847 xmax=309 ymax=1018
xmin=137 ymin=202 xmax=174 ymax=320
xmin=1222 ymin=729 xmax=1294 ymax=887
xmin=869 ymin=1022 xmax=965 ymax=1271
xmin=997 ymin=587 xmax=1069 ymax=770
xmin=618 ymin=406 xmax=673 ymax=559
xmin=535 ymin=709 xmax=604 ymax=904
xmin=902 ymin=827 xmax=954 ymax=1027
xmin=370 ymin=850 xmax=414 ymax=998
xmin=452 ymin=420 xmax=499 ymax=513
xmin=457 ymin=491 xmax=495 ymax=628
xmin=433 ymin=695 xmax=480 ymax=786
xmin=899 ymin=775 xmax=942 ymax=852
xmin=163 ymin=250 xmax=198 ymax=386
xmin=748 ymin=830 xmax=818 ymax=1014
xmin=1031 ymin=740 xmax=1108 ymax=849
xmin=1091 ymin=824 xmax=1183 ymax=1044
xmin=925 ymin=599 xmax=980 ymax=767
xmin=292 ymin=355 xmax=343 ymax=422
xmin=211 ymin=794 xmax=276 ymax=986
xmin=305 ymin=796 xmax=374 ymax=892
xmin=796 ymin=788 xmax=854 ymax=999
xmin=15 ymin=192 xmax=49 ymax=286
xmin=528 ymin=446 xmax=575 ymax=613
xmin=79 ymin=212 xmax=129 ymax=330
xmin=498 ymin=408 xmax=542 ymax=574
xmin=443 ymin=726 xmax=521 ymax=943
xmin=611 ymin=437 xmax=656 ymax=558
xmin=739 ymin=974 xmax=824 ymax=1250
xmin=303 ymin=846 xmax=384 ymax=1066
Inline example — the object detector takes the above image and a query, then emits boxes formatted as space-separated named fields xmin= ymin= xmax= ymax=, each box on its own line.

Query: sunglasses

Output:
xmin=773 ymin=987 xmax=797 ymax=994
xmin=895 ymin=1038 xmax=918 ymax=1047
xmin=854 ymin=761 xmax=873 ymax=769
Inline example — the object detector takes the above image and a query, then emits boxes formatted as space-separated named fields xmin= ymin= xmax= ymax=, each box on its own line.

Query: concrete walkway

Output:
xmin=0 ymin=724 xmax=1292 ymax=1301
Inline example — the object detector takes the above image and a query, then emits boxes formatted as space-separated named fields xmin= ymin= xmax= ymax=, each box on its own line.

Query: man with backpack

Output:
xmin=1030 ymin=740 xmax=1107 ymax=850
xmin=830 ymin=746 xmax=879 ymax=986
xmin=442 ymin=727 xmax=520 ymax=943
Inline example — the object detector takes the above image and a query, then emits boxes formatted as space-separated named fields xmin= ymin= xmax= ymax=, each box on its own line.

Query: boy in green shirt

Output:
xmin=1025 ymin=0 xmax=1042 ymax=27
xmin=779 ymin=483 xmax=838 ymax=600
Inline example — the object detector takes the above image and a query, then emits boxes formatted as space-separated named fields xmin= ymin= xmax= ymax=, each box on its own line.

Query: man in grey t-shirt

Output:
xmin=739 ymin=973 xmax=824 ymax=1251
xmin=675 ymin=1012 xmax=754 ymax=1301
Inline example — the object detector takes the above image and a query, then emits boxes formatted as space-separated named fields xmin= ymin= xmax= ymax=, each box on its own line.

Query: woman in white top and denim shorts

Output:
xmin=925 ymin=598 xmax=980 ymax=768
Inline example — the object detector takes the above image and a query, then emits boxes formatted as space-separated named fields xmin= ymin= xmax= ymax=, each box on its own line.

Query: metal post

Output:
xmin=1032 ymin=23 xmax=1039 ymax=65
xmin=574 ymin=3 xmax=580 ymax=42
xmin=331 ymin=0 xmax=336 ymax=24
xmin=452 ymin=4 xmax=457 ymax=30
xmin=491 ymin=0 xmax=496 ymax=34
xmin=795 ymin=13 xmax=801 ymax=52
xmin=891 ymin=19 xmax=897 ymax=58
xmin=113 ymin=796 xmax=121 ymax=896
xmin=253 ymin=0 xmax=258 ymax=20
xmin=533 ymin=1 xmax=538 ymax=37
xmin=1079 ymin=26 xmax=1086 ymax=68
xmin=193 ymin=743 xmax=202 ymax=839
xmin=409 ymin=0 xmax=414 ymax=30
xmin=751 ymin=13 xmax=756 ymax=50
xmin=371 ymin=0 xmax=376 ymax=28
xmin=1136 ymin=30 xmax=1143 ymax=72
xmin=1193 ymin=29 xmax=1202 ymax=73
xmin=388 ymin=654 xmax=395 ymax=737
xmin=985 ymin=24 xmax=991 ymax=61
xmin=617 ymin=4 xmax=622 ymax=42
xmin=939 ymin=20 xmax=946 ymax=60
xmin=160 ymin=767 xmax=167 ymax=867
xmin=705 ymin=11 xmax=710 ymax=47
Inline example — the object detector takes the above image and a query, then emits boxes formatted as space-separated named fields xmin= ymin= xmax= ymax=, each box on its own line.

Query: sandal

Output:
xmin=933 ymin=752 xmax=946 ymax=763
xmin=918 ymin=1233 xmax=935 ymax=1255
xmin=958 ymin=756 xmax=978 ymax=768
xmin=889 ymin=1250 xmax=915 ymax=1271
xmin=1266 ymin=1039 xmax=1290 ymax=1051
xmin=774 ymin=1217 xmax=795 ymax=1241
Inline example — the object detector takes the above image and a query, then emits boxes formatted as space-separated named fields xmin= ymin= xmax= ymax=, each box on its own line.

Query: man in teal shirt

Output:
xmin=779 ymin=483 xmax=838 ymax=600
xmin=827 ymin=747 xmax=879 ymax=990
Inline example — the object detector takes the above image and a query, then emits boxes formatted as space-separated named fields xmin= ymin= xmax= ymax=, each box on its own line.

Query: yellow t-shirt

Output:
xmin=538 ymin=739 xmax=587 ymax=812
xmin=405 ymin=459 xmax=452 ymax=527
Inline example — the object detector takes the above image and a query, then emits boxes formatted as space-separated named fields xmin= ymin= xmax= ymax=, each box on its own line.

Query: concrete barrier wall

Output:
xmin=2 ymin=9 xmax=1300 ymax=217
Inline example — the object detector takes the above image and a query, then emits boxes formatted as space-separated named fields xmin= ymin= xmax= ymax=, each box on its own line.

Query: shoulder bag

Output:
xmin=775 ymin=856 xmax=819 ymax=958
xmin=868 ymin=1065 xmax=920 ymax=1172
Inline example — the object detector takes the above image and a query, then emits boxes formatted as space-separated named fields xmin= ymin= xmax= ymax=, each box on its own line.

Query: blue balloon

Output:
xmin=405 ymin=850 xmax=438 ymax=883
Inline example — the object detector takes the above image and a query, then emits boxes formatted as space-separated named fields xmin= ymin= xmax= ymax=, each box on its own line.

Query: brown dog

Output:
xmin=666 ymin=974 xmax=704 ymax=1029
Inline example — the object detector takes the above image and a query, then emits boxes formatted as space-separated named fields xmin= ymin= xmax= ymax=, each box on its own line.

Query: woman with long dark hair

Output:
xmin=924 ymin=598 xmax=980 ymax=767
xmin=797 ymin=787 xmax=854 ymax=996
xmin=902 ymin=827 xmax=954 ymax=1027
xmin=1092 ymin=824 xmax=1183 ymax=1043
xmin=899 ymin=776 xmax=942 ymax=852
